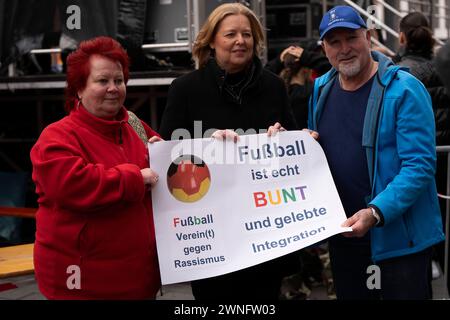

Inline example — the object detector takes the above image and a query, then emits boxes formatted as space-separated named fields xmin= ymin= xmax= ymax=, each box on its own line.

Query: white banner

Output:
xmin=149 ymin=131 xmax=351 ymax=285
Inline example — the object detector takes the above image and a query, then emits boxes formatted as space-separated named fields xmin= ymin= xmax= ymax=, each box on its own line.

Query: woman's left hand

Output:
xmin=267 ymin=122 xmax=286 ymax=136
xmin=141 ymin=168 xmax=159 ymax=189
xmin=211 ymin=129 xmax=240 ymax=143
xmin=148 ymin=136 xmax=164 ymax=143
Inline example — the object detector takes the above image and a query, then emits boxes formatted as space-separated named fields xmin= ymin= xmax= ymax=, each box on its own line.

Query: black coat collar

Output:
xmin=205 ymin=56 xmax=263 ymax=104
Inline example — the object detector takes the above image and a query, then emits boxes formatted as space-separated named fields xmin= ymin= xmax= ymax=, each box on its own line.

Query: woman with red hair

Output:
xmin=30 ymin=36 xmax=162 ymax=299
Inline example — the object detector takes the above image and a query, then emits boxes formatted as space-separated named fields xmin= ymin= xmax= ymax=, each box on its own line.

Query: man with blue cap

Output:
xmin=308 ymin=5 xmax=445 ymax=299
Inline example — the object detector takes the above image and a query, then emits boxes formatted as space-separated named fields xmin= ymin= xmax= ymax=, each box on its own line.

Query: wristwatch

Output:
xmin=370 ymin=207 xmax=381 ymax=226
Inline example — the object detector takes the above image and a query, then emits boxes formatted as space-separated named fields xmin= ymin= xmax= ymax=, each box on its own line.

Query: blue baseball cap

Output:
xmin=319 ymin=6 xmax=367 ymax=40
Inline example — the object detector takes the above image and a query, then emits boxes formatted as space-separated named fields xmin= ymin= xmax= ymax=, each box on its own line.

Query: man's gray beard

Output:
xmin=337 ymin=60 xmax=361 ymax=78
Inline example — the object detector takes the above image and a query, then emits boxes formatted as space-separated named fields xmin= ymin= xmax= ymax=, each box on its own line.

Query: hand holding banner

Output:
xmin=149 ymin=131 xmax=351 ymax=285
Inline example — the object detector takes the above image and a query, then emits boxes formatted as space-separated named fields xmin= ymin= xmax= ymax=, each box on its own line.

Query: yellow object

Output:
xmin=172 ymin=178 xmax=211 ymax=203
xmin=0 ymin=243 xmax=34 ymax=278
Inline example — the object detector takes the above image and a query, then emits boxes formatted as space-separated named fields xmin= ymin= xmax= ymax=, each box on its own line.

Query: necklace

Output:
xmin=226 ymin=72 xmax=247 ymax=88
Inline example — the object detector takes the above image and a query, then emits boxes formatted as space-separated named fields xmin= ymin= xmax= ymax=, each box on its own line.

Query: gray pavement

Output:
xmin=0 ymin=270 xmax=448 ymax=300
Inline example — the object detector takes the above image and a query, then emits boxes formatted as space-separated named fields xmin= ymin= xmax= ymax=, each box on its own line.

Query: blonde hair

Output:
xmin=192 ymin=3 xmax=265 ymax=69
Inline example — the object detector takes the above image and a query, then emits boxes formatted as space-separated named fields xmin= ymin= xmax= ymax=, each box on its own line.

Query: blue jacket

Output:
xmin=309 ymin=51 xmax=445 ymax=262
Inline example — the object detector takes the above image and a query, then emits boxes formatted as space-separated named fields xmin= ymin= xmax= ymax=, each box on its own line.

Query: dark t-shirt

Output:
xmin=318 ymin=75 xmax=375 ymax=217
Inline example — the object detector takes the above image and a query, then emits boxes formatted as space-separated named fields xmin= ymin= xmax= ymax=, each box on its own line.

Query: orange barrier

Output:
xmin=0 ymin=206 xmax=36 ymax=219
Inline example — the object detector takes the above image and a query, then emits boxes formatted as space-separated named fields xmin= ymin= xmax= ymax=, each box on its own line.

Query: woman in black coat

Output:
xmin=159 ymin=4 xmax=297 ymax=141
xmin=159 ymin=3 xmax=298 ymax=300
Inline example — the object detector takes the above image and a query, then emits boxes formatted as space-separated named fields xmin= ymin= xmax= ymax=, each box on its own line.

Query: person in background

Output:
xmin=265 ymin=40 xmax=331 ymax=129
xmin=308 ymin=5 xmax=445 ymax=299
xmin=434 ymin=38 xmax=450 ymax=295
xmin=265 ymin=42 xmax=331 ymax=129
xmin=396 ymin=12 xmax=449 ymax=149
xmin=278 ymin=52 xmax=314 ymax=129
xmin=435 ymin=40 xmax=450 ymax=92
xmin=30 ymin=36 xmax=162 ymax=299
xmin=159 ymin=3 xmax=297 ymax=300
xmin=265 ymin=40 xmax=331 ymax=78
xmin=396 ymin=12 xmax=450 ymax=146
xmin=396 ymin=12 xmax=450 ymax=292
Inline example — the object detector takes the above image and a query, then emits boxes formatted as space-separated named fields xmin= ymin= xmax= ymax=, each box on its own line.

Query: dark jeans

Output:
xmin=378 ymin=247 xmax=432 ymax=300
xmin=329 ymin=234 xmax=433 ymax=300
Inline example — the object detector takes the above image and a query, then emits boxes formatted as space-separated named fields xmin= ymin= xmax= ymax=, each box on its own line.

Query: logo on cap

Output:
xmin=330 ymin=12 xmax=336 ymax=21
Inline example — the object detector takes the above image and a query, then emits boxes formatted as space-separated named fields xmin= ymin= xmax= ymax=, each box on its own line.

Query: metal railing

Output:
xmin=141 ymin=42 xmax=190 ymax=52
xmin=376 ymin=0 xmax=405 ymax=18
xmin=342 ymin=0 xmax=445 ymax=52
xmin=436 ymin=145 xmax=450 ymax=293
xmin=29 ymin=48 xmax=62 ymax=54
xmin=371 ymin=36 xmax=396 ymax=56
xmin=343 ymin=0 xmax=400 ymax=38
xmin=376 ymin=0 xmax=445 ymax=45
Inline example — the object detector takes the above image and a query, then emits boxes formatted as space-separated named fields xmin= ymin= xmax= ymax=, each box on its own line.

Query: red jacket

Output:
xmin=30 ymin=105 xmax=161 ymax=299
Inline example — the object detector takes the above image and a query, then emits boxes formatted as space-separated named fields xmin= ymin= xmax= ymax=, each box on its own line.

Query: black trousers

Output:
xmin=329 ymin=234 xmax=433 ymax=300
xmin=378 ymin=247 xmax=432 ymax=300
xmin=191 ymin=251 xmax=301 ymax=300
